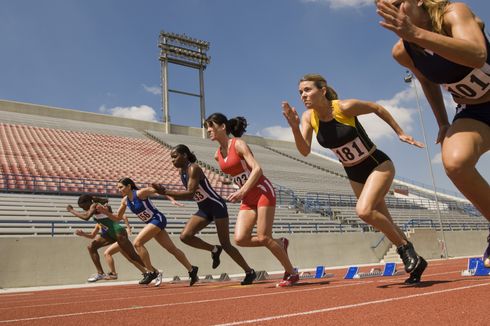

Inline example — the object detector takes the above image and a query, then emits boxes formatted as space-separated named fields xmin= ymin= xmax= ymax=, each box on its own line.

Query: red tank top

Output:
xmin=217 ymin=138 xmax=266 ymax=188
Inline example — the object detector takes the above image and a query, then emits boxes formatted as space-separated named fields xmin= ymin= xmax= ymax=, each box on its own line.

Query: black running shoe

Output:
xmin=397 ymin=241 xmax=420 ymax=273
xmin=241 ymin=269 xmax=256 ymax=285
xmin=139 ymin=271 xmax=158 ymax=285
xmin=212 ymin=245 xmax=223 ymax=269
xmin=404 ymin=257 xmax=428 ymax=284
xmin=189 ymin=266 xmax=199 ymax=286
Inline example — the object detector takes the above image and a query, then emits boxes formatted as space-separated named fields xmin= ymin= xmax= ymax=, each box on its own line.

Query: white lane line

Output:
xmin=0 ymin=281 xmax=369 ymax=323
xmin=0 ymin=268 xmax=462 ymax=310
xmin=214 ymin=282 xmax=490 ymax=326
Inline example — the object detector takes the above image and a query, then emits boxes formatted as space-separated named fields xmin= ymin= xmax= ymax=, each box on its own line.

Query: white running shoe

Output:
xmin=154 ymin=271 xmax=163 ymax=287
xmin=87 ymin=273 xmax=106 ymax=282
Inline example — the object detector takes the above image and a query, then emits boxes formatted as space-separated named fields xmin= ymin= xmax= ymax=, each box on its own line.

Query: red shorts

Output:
xmin=239 ymin=179 xmax=276 ymax=210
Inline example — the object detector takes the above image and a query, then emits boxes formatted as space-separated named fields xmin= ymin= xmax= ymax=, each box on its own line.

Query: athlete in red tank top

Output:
xmin=205 ymin=113 xmax=299 ymax=287
xmin=217 ymin=138 xmax=276 ymax=210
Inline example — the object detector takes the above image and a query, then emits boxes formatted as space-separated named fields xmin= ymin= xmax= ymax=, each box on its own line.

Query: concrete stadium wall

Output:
xmin=1 ymin=230 xmax=487 ymax=289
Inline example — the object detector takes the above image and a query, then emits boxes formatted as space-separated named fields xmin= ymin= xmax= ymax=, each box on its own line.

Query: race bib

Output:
xmin=193 ymin=187 xmax=209 ymax=203
xmin=136 ymin=210 xmax=153 ymax=222
xmin=444 ymin=64 xmax=490 ymax=99
xmin=232 ymin=171 xmax=249 ymax=188
xmin=331 ymin=137 xmax=370 ymax=165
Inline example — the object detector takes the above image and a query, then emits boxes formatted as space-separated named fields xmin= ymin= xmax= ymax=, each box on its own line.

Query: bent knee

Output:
xmin=442 ymin=150 xmax=476 ymax=177
xmin=179 ymin=232 xmax=192 ymax=243
xmin=356 ymin=205 xmax=373 ymax=222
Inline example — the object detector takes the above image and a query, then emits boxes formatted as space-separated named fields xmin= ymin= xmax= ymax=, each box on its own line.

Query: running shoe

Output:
xmin=87 ymin=273 xmax=106 ymax=282
xmin=404 ymin=257 xmax=428 ymax=284
xmin=281 ymin=271 xmax=290 ymax=281
xmin=212 ymin=245 xmax=223 ymax=269
xmin=104 ymin=272 xmax=118 ymax=280
xmin=189 ymin=266 xmax=199 ymax=286
xmin=276 ymin=273 xmax=300 ymax=287
xmin=397 ymin=241 xmax=420 ymax=273
xmin=240 ymin=269 xmax=257 ymax=285
xmin=139 ymin=271 xmax=158 ymax=285
xmin=154 ymin=271 xmax=163 ymax=287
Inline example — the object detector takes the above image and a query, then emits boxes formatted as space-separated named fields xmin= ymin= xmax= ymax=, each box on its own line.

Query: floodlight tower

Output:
xmin=158 ymin=31 xmax=210 ymax=137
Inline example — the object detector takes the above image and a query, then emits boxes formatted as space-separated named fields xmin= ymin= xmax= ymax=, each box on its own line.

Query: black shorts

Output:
xmin=344 ymin=149 xmax=391 ymax=184
xmin=454 ymin=101 xmax=490 ymax=127
xmin=194 ymin=199 xmax=228 ymax=222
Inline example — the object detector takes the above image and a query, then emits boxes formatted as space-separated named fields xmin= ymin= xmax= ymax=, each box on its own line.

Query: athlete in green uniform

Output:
xmin=67 ymin=195 xmax=156 ymax=285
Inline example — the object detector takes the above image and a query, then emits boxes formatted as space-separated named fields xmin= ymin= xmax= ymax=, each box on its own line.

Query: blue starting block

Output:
xmin=461 ymin=257 xmax=490 ymax=276
xmin=344 ymin=266 xmax=359 ymax=279
xmin=345 ymin=263 xmax=403 ymax=279
xmin=298 ymin=265 xmax=334 ymax=280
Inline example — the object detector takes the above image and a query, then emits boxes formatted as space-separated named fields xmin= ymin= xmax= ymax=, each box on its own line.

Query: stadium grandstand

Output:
xmin=0 ymin=99 xmax=488 ymax=287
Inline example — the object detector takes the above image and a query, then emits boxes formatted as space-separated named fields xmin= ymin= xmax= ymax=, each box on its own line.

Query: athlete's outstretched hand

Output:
xmin=167 ymin=195 xmax=184 ymax=207
xmin=399 ymin=133 xmax=424 ymax=148
xmin=435 ymin=124 xmax=450 ymax=144
xmin=282 ymin=101 xmax=300 ymax=129
xmin=66 ymin=204 xmax=74 ymax=212
xmin=227 ymin=189 xmax=245 ymax=203
xmin=74 ymin=229 xmax=85 ymax=237
xmin=376 ymin=0 xmax=418 ymax=42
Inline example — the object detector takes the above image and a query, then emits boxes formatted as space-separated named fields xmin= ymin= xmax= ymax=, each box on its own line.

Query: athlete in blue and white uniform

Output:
xmin=283 ymin=74 xmax=427 ymax=283
xmin=377 ymin=0 xmax=490 ymax=250
xmin=152 ymin=145 xmax=256 ymax=285
xmin=115 ymin=177 xmax=199 ymax=286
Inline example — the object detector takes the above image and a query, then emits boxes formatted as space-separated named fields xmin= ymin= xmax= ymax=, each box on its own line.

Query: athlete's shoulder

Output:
xmin=189 ymin=163 xmax=204 ymax=177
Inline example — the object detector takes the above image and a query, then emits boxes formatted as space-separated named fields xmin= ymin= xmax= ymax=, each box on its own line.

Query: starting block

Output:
xmin=461 ymin=257 xmax=490 ymax=276
xmin=298 ymin=266 xmax=334 ymax=280
xmin=345 ymin=263 xmax=403 ymax=279
xmin=344 ymin=266 xmax=359 ymax=279
xmin=255 ymin=270 xmax=270 ymax=281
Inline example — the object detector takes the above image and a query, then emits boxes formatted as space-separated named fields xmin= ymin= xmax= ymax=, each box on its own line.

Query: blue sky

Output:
xmin=0 ymin=0 xmax=489 ymax=196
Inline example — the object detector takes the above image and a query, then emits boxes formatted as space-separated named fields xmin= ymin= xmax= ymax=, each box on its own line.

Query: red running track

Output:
xmin=0 ymin=258 xmax=488 ymax=325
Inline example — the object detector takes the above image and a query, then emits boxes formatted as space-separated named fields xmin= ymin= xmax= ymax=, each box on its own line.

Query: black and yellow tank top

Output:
xmin=311 ymin=100 xmax=376 ymax=167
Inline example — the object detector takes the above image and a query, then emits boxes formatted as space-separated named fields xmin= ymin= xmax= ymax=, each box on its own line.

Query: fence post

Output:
xmin=51 ymin=222 xmax=54 ymax=237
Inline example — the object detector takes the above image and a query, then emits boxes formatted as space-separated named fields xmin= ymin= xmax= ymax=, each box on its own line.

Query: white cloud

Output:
xmin=142 ymin=84 xmax=161 ymax=95
xmin=358 ymin=86 xmax=417 ymax=141
xmin=256 ymin=125 xmax=333 ymax=155
xmin=431 ymin=152 xmax=442 ymax=164
xmin=99 ymin=105 xmax=158 ymax=122
xmin=301 ymin=0 xmax=373 ymax=9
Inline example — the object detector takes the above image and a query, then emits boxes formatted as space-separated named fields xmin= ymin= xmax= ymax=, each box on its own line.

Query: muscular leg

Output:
xmin=115 ymin=231 xmax=147 ymax=272
xmin=234 ymin=207 xmax=294 ymax=274
xmin=350 ymin=160 xmax=407 ymax=247
xmin=87 ymin=235 xmax=113 ymax=274
xmin=154 ymin=229 xmax=193 ymax=271
xmin=104 ymin=242 xmax=120 ymax=274
xmin=442 ymin=118 xmax=490 ymax=219
xmin=215 ymin=217 xmax=252 ymax=272
xmin=179 ymin=215 xmax=214 ymax=251
xmin=133 ymin=224 xmax=161 ymax=272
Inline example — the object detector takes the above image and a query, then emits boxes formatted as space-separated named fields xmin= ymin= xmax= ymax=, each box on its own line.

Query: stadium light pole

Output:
xmin=158 ymin=31 xmax=210 ymax=137
xmin=404 ymin=71 xmax=448 ymax=259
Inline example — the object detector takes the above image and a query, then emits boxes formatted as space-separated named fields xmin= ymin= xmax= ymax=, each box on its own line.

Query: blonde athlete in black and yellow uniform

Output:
xmin=282 ymin=73 xmax=428 ymax=284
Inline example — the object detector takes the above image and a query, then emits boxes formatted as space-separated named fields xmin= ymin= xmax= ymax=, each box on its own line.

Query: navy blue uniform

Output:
xmin=403 ymin=29 xmax=490 ymax=126
xmin=181 ymin=165 xmax=228 ymax=221
xmin=126 ymin=190 xmax=167 ymax=229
